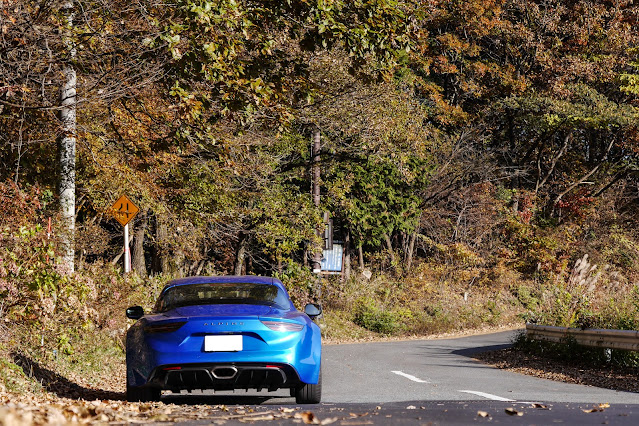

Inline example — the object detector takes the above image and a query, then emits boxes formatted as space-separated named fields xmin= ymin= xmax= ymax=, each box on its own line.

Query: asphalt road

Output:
xmin=322 ymin=330 xmax=638 ymax=404
xmin=166 ymin=330 xmax=639 ymax=424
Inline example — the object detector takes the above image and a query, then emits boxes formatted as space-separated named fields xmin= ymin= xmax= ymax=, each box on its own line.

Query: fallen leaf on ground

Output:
xmin=531 ymin=403 xmax=548 ymax=409
xmin=582 ymin=403 xmax=610 ymax=413
xmin=505 ymin=407 xmax=523 ymax=416
xmin=477 ymin=410 xmax=490 ymax=418
xmin=298 ymin=411 xmax=320 ymax=425
xmin=239 ymin=414 xmax=274 ymax=422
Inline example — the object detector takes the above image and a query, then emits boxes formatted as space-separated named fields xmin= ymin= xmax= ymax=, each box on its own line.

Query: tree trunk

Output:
xmin=344 ymin=231 xmax=351 ymax=281
xmin=311 ymin=128 xmax=322 ymax=272
xmin=535 ymin=133 xmax=570 ymax=194
xmin=155 ymin=213 xmax=170 ymax=274
xmin=132 ymin=213 xmax=147 ymax=276
xmin=384 ymin=233 xmax=396 ymax=265
xmin=246 ymin=255 xmax=253 ymax=275
xmin=405 ymin=232 xmax=417 ymax=272
xmin=234 ymin=232 xmax=248 ymax=275
xmin=195 ymin=260 xmax=206 ymax=276
xmin=507 ymin=112 xmax=520 ymax=213
xmin=58 ymin=1 xmax=77 ymax=273
xmin=358 ymin=244 xmax=364 ymax=270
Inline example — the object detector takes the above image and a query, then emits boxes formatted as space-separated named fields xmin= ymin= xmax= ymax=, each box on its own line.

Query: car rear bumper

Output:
xmin=146 ymin=362 xmax=301 ymax=392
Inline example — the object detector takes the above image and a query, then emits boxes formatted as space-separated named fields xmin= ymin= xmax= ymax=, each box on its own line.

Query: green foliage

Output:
xmin=335 ymin=156 xmax=429 ymax=249
xmin=0 ymin=183 xmax=67 ymax=326
xmin=502 ymin=84 xmax=638 ymax=131
xmin=620 ymin=50 xmax=639 ymax=95
xmin=501 ymin=214 xmax=562 ymax=277
xmin=600 ymin=226 xmax=639 ymax=269
xmin=512 ymin=285 xmax=540 ymax=311
xmin=0 ymin=344 xmax=43 ymax=394
xmin=274 ymin=261 xmax=317 ymax=308
xmin=592 ymin=285 xmax=639 ymax=331
xmin=481 ymin=300 xmax=501 ymax=324
xmin=161 ymin=0 xmax=417 ymax=120
xmin=353 ymin=297 xmax=407 ymax=335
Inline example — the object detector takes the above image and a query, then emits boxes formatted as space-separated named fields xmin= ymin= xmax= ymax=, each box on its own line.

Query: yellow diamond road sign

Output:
xmin=109 ymin=194 xmax=140 ymax=227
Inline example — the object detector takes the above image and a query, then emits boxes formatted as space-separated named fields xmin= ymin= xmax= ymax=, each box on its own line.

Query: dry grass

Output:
xmin=322 ymin=262 xmax=528 ymax=339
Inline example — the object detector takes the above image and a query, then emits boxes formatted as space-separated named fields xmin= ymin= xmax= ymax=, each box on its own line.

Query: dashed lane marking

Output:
xmin=458 ymin=390 xmax=516 ymax=402
xmin=391 ymin=370 xmax=430 ymax=383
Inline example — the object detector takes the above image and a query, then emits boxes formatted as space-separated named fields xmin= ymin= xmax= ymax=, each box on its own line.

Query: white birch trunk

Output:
xmin=58 ymin=1 xmax=77 ymax=273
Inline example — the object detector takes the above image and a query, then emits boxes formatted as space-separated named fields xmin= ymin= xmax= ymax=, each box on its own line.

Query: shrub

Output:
xmin=353 ymin=298 xmax=405 ymax=335
xmin=274 ymin=260 xmax=316 ymax=308
xmin=482 ymin=300 xmax=501 ymax=324
xmin=512 ymin=284 xmax=540 ymax=310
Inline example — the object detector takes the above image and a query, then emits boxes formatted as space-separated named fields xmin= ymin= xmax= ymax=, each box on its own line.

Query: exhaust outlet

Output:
xmin=212 ymin=366 xmax=238 ymax=380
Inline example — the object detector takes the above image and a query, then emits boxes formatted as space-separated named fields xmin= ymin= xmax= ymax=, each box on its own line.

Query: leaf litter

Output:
xmin=0 ymin=389 xmax=377 ymax=425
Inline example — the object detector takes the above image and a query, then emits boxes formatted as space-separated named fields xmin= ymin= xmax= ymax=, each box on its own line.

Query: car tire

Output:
xmin=126 ymin=384 xmax=161 ymax=402
xmin=295 ymin=367 xmax=322 ymax=404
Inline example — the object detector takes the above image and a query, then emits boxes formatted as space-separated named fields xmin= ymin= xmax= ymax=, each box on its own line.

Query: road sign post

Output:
xmin=124 ymin=223 xmax=131 ymax=273
xmin=108 ymin=195 xmax=139 ymax=274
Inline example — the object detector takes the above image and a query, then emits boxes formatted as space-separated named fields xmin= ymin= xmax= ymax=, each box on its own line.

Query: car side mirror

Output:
xmin=126 ymin=306 xmax=145 ymax=320
xmin=304 ymin=303 xmax=322 ymax=319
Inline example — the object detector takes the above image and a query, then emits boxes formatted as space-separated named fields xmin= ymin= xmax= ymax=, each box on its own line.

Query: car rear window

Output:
xmin=154 ymin=283 xmax=292 ymax=312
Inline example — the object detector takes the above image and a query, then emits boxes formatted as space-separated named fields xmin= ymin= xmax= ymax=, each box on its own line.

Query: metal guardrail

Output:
xmin=526 ymin=324 xmax=639 ymax=351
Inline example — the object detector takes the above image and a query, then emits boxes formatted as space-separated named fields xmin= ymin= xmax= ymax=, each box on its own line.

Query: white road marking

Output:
xmin=391 ymin=370 xmax=430 ymax=383
xmin=459 ymin=390 xmax=516 ymax=402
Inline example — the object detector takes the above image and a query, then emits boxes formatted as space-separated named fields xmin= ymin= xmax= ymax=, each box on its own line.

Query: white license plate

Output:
xmin=204 ymin=335 xmax=243 ymax=352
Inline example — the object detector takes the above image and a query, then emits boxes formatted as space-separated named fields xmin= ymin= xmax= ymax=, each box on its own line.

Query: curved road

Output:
xmin=322 ymin=330 xmax=638 ymax=404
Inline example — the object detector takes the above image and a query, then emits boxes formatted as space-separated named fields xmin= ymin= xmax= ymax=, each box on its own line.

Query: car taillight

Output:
xmin=261 ymin=320 xmax=304 ymax=332
xmin=144 ymin=321 xmax=186 ymax=334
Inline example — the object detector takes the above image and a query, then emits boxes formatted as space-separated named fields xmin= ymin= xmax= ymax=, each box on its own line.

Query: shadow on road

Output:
xmin=163 ymin=393 xmax=292 ymax=405
xmin=12 ymin=352 xmax=292 ymax=405
xmin=452 ymin=343 xmax=513 ymax=358
xmin=12 ymin=352 xmax=125 ymax=401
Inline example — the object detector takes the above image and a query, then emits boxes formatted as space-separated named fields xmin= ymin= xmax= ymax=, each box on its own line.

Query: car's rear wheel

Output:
xmin=294 ymin=367 xmax=321 ymax=404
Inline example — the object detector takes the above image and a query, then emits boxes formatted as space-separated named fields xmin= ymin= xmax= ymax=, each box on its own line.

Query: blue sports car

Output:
xmin=125 ymin=276 xmax=322 ymax=403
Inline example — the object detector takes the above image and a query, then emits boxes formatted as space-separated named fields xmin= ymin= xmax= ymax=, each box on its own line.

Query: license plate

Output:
xmin=204 ymin=335 xmax=243 ymax=352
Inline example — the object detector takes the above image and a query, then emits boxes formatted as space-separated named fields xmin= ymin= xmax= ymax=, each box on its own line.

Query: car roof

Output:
xmin=161 ymin=275 xmax=286 ymax=292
